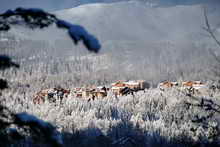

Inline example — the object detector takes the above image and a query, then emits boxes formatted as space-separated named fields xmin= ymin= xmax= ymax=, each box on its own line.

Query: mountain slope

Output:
xmin=53 ymin=1 xmax=220 ymax=53
xmin=1 ymin=1 xmax=220 ymax=87
xmin=56 ymin=2 xmax=204 ymax=42
xmin=2 ymin=1 xmax=220 ymax=81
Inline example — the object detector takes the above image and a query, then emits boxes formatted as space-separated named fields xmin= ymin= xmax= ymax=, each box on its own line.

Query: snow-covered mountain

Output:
xmin=2 ymin=1 xmax=220 ymax=70
xmin=54 ymin=1 xmax=220 ymax=51
xmin=1 ymin=1 xmax=220 ymax=83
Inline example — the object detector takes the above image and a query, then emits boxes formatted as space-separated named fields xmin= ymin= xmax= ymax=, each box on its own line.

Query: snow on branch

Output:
xmin=0 ymin=7 xmax=101 ymax=53
xmin=0 ymin=55 xmax=19 ymax=70
xmin=56 ymin=20 xmax=101 ymax=53
xmin=14 ymin=112 xmax=63 ymax=146
xmin=0 ymin=104 xmax=63 ymax=146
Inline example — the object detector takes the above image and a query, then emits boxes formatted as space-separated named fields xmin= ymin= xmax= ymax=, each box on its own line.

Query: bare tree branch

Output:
xmin=203 ymin=6 xmax=220 ymax=48
xmin=208 ymin=48 xmax=220 ymax=63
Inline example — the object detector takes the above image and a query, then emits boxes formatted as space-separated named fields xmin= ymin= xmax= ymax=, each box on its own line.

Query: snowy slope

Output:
xmin=56 ymin=1 xmax=204 ymax=42
xmin=2 ymin=1 xmax=220 ymax=64
xmin=54 ymin=1 xmax=220 ymax=51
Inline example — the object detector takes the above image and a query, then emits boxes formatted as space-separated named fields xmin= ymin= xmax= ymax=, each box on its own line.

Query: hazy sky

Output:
xmin=0 ymin=0 xmax=116 ymax=12
xmin=0 ymin=0 xmax=219 ymax=13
